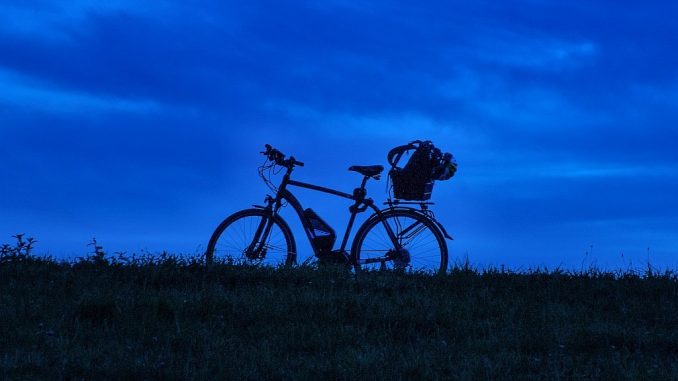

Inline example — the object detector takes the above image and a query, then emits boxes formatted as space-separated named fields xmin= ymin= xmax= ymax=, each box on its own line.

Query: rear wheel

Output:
xmin=205 ymin=209 xmax=296 ymax=266
xmin=351 ymin=209 xmax=448 ymax=273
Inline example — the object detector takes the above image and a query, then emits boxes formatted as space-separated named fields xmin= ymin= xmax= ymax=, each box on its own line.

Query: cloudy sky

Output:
xmin=1 ymin=1 xmax=677 ymax=270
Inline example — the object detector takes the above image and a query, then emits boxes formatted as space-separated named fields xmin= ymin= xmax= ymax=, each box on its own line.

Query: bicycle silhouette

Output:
xmin=205 ymin=144 xmax=452 ymax=272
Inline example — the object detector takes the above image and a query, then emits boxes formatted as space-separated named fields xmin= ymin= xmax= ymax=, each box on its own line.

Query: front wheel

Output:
xmin=205 ymin=209 xmax=296 ymax=266
xmin=351 ymin=209 xmax=448 ymax=273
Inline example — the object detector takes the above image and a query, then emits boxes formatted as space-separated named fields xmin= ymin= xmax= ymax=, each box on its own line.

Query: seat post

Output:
xmin=360 ymin=176 xmax=370 ymax=189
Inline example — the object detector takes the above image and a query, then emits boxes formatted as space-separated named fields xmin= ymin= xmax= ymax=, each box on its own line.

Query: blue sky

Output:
xmin=1 ymin=1 xmax=677 ymax=270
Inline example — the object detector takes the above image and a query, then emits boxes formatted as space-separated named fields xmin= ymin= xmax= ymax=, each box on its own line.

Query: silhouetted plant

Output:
xmin=0 ymin=233 xmax=36 ymax=262
xmin=85 ymin=237 xmax=108 ymax=266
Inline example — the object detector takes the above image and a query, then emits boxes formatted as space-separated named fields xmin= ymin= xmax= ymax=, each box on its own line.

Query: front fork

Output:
xmin=247 ymin=195 xmax=279 ymax=259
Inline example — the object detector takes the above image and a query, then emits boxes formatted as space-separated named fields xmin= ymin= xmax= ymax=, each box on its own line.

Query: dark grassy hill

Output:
xmin=1 ymin=248 xmax=677 ymax=380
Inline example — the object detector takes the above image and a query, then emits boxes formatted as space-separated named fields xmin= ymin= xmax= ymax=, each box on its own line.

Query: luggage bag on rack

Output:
xmin=387 ymin=140 xmax=457 ymax=201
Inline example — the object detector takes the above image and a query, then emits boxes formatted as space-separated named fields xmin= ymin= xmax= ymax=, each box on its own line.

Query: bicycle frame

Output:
xmin=239 ymin=156 xmax=453 ymax=268
xmin=253 ymin=167 xmax=397 ymax=260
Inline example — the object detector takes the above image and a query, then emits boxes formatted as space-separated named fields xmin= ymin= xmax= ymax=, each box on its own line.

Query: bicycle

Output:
xmin=205 ymin=144 xmax=453 ymax=273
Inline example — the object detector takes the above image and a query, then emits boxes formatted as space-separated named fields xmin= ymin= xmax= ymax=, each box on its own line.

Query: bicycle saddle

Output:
xmin=348 ymin=165 xmax=384 ymax=177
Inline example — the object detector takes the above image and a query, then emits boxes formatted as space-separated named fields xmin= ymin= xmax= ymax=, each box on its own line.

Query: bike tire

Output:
xmin=205 ymin=209 xmax=296 ymax=266
xmin=351 ymin=209 xmax=448 ymax=273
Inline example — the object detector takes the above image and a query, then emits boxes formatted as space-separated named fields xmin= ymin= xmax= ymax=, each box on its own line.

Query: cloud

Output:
xmin=0 ymin=1 xmax=190 ymax=41
xmin=1 ymin=0 xmax=677 ymax=267
xmin=470 ymin=31 xmax=597 ymax=71
xmin=0 ymin=68 xmax=160 ymax=113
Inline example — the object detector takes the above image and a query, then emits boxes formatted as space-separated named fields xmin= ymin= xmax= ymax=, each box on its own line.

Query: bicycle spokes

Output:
xmin=354 ymin=211 xmax=446 ymax=272
xmin=396 ymin=219 xmax=427 ymax=246
xmin=213 ymin=212 xmax=291 ymax=265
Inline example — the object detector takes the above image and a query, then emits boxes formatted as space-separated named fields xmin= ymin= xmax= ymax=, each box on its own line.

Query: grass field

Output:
xmin=1 ymin=239 xmax=677 ymax=380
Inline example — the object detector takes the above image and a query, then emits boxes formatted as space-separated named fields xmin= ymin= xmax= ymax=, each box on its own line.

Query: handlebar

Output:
xmin=262 ymin=144 xmax=305 ymax=168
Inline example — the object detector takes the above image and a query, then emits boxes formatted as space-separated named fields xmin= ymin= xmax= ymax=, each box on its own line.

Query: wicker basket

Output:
xmin=390 ymin=168 xmax=434 ymax=201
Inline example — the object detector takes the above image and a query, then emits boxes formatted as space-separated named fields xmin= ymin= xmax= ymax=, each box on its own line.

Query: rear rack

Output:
xmin=384 ymin=199 xmax=435 ymax=206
